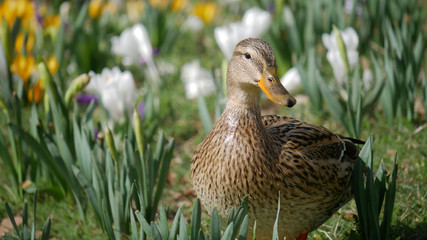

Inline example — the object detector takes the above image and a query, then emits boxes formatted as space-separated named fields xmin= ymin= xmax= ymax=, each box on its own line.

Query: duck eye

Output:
xmin=244 ymin=53 xmax=251 ymax=59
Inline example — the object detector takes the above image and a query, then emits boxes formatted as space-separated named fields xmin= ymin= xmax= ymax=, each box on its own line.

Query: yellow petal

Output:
xmin=14 ymin=32 xmax=24 ymax=52
xmin=89 ymin=0 xmax=103 ymax=18
xmin=47 ymin=56 xmax=59 ymax=75
xmin=192 ymin=2 xmax=217 ymax=24
xmin=171 ymin=0 xmax=186 ymax=11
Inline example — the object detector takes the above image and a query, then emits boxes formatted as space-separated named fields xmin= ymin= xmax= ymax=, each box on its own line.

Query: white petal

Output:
xmin=242 ymin=7 xmax=271 ymax=37
xmin=102 ymin=86 xmax=124 ymax=122
xmin=280 ymin=67 xmax=301 ymax=92
xmin=85 ymin=67 xmax=136 ymax=122
xmin=214 ymin=7 xmax=271 ymax=60
xmin=326 ymin=51 xmax=346 ymax=84
xmin=182 ymin=15 xmax=204 ymax=32
xmin=132 ymin=24 xmax=153 ymax=63
xmin=214 ymin=25 xmax=238 ymax=60
xmin=322 ymin=33 xmax=335 ymax=51
xmin=181 ymin=60 xmax=216 ymax=99
xmin=111 ymin=28 xmax=141 ymax=66
xmin=347 ymin=50 xmax=359 ymax=70
xmin=342 ymin=27 xmax=359 ymax=50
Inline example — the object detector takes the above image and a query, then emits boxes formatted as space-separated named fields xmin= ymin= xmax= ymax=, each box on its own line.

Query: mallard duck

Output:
xmin=191 ymin=38 xmax=362 ymax=240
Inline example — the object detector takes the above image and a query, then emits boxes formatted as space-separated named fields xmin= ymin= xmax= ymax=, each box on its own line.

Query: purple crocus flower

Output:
xmin=76 ymin=93 xmax=99 ymax=104
xmin=137 ymin=101 xmax=145 ymax=119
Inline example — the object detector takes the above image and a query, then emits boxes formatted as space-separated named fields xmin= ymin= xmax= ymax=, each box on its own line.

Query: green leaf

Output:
xmin=385 ymin=20 xmax=402 ymax=60
xmin=380 ymin=154 xmax=398 ymax=239
xmin=54 ymin=20 xmax=65 ymax=80
xmin=130 ymin=207 xmax=139 ymax=240
xmin=366 ymin=163 xmax=380 ymax=239
xmin=159 ymin=205 xmax=169 ymax=239
xmin=353 ymin=157 xmax=368 ymax=239
xmin=0 ymin=131 xmax=17 ymax=185
xmin=169 ymin=205 xmax=184 ymax=240
xmin=221 ymin=222 xmax=234 ymax=240
xmin=191 ymin=199 xmax=202 ymax=240
xmin=374 ymin=161 xmax=387 ymax=213
xmin=151 ymin=223 xmax=163 ymax=239
xmin=136 ymin=211 xmax=153 ymax=238
xmin=5 ymin=202 xmax=20 ymax=236
xmin=153 ymin=140 xmax=175 ymax=212
xmin=237 ymin=215 xmax=249 ymax=240
xmin=363 ymin=52 xmax=385 ymax=113
xmin=102 ymin=199 xmax=116 ymax=240
xmin=178 ymin=213 xmax=189 ymax=240
xmin=9 ymin=124 xmax=68 ymax=190
xmin=74 ymin=2 xmax=89 ymax=30
xmin=197 ymin=93 xmax=213 ymax=135
xmin=317 ymin=74 xmax=349 ymax=131
xmin=41 ymin=218 xmax=51 ymax=240
xmin=210 ymin=209 xmax=221 ymax=240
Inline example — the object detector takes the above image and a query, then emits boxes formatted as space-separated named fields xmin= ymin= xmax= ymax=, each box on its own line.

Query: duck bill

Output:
xmin=258 ymin=68 xmax=296 ymax=107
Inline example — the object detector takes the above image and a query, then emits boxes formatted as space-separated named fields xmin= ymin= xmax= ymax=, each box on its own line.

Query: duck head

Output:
xmin=226 ymin=38 xmax=296 ymax=108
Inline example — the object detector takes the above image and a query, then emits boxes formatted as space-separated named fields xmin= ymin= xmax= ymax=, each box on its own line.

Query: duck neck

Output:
xmin=226 ymin=84 xmax=261 ymax=114
xmin=223 ymin=87 xmax=267 ymax=137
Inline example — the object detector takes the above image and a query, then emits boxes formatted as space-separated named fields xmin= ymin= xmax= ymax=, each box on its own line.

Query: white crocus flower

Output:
xmin=214 ymin=7 xmax=272 ymax=60
xmin=181 ymin=60 xmax=216 ymax=99
xmin=111 ymin=23 xmax=159 ymax=81
xmin=182 ymin=15 xmax=204 ymax=32
xmin=85 ymin=67 xmax=136 ymax=123
xmin=280 ymin=67 xmax=302 ymax=92
xmin=322 ymin=27 xmax=359 ymax=84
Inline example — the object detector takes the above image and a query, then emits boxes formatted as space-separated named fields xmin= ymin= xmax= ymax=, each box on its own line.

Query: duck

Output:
xmin=191 ymin=38 xmax=362 ymax=240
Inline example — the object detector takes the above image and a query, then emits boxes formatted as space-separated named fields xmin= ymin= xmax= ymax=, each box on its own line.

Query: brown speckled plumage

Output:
xmin=191 ymin=38 xmax=361 ymax=240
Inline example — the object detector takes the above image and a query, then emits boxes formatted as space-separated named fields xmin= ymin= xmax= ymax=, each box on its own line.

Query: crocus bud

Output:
xmin=105 ymin=127 xmax=118 ymax=162
xmin=64 ymin=74 xmax=90 ymax=107
xmin=333 ymin=25 xmax=350 ymax=73
xmin=133 ymin=107 xmax=144 ymax=155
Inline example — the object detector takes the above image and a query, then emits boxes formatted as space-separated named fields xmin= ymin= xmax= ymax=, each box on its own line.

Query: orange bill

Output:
xmin=258 ymin=68 xmax=296 ymax=107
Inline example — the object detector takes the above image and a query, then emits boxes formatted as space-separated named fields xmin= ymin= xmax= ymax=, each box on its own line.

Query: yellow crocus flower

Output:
xmin=43 ymin=15 xmax=61 ymax=29
xmin=10 ymin=54 xmax=36 ymax=84
xmin=0 ymin=0 xmax=35 ymax=30
xmin=192 ymin=2 xmax=217 ymax=24
xmin=89 ymin=0 xmax=116 ymax=19
xmin=171 ymin=0 xmax=187 ymax=11
xmin=126 ymin=0 xmax=145 ymax=23
xmin=27 ymin=56 xmax=59 ymax=103
xmin=46 ymin=56 xmax=59 ymax=75
xmin=14 ymin=32 xmax=35 ymax=53
xmin=148 ymin=0 xmax=186 ymax=11
xmin=27 ymin=78 xmax=44 ymax=103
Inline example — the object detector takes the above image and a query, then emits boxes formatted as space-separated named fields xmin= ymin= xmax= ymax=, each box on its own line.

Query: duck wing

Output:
xmin=262 ymin=115 xmax=361 ymax=163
